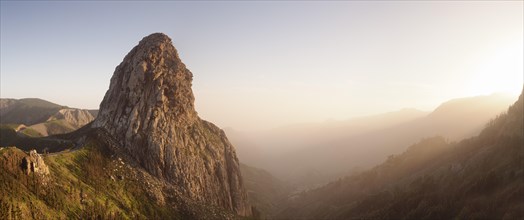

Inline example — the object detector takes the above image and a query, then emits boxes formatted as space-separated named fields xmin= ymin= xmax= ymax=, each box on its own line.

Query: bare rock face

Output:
xmin=93 ymin=33 xmax=251 ymax=216
xmin=48 ymin=108 xmax=96 ymax=128
xmin=21 ymin=150 xmax=50 ymax=177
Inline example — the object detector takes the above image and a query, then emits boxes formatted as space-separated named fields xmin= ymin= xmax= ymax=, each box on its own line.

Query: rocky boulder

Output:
xmin=21 ymin=149 xmax=49 ymax=176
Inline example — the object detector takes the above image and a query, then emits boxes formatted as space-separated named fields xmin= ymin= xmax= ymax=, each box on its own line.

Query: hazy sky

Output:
xmin=1 ymin=1 xmax=522 ymax=130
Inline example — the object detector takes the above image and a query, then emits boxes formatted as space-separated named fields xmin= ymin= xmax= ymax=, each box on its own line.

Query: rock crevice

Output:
xmin=21 ymin=150 xmax=49 ymax=177
xmin=93 ymin=33 xmax=251 ymax=216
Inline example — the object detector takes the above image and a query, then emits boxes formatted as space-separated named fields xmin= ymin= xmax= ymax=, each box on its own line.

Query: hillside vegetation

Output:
xmin=276 ymin=89 xmax=524 ymax=219
xmin=0 ymin=98 xmax=64 ymax=125
xmin=0 ymin=129 xmax=247 ymax=219
xmin=0 ymin=98 xmax=96 ymax=138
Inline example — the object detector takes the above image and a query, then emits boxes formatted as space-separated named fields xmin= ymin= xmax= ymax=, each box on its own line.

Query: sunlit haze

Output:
xmin=1 ymin=1 xmax=522 ymax=131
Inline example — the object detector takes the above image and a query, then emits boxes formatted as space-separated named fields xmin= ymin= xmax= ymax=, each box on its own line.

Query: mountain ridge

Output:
xmin=249 ymin=93 xmax=516 ymax=187
xmin=275 ymin=87 xmax=524 ymax=219
xmin=0 ymin=98 xmax=97 ymax=138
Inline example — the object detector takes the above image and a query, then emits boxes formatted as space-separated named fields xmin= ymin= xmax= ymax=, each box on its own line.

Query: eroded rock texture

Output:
xmin=48 ymin=109 xmax=95 ymax=128
xmin=22 ymin=150 xmax=49 ymax=177
xmin=93 ymin=33 xmax=251 ymax=216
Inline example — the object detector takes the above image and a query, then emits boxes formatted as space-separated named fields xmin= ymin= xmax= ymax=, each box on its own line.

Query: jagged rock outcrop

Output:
xmin=21 ymin=150 xmax=49 ymax=176
xmin=93 ymin=33 xmax=251 ymax=216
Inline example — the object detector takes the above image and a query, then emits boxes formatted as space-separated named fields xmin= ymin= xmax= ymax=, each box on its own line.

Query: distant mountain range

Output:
xmin=0 ymin=93 xmax=517 ymax=218
xmin=0 ymin=96 xmax=289 ymax=218
xmin=229 ymin=93 xmax=516 ymax=188
xmin=0 ymin=98 xmax=97 ymax=138
xmin=276 ymin=88 xmax=524 ymax=219
xmin=0 ymin=33 xmax=252 ymax=219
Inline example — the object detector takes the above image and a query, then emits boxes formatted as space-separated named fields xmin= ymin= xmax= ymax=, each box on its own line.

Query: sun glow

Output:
xmin=467 ymin=42 xmax=523 ymax=97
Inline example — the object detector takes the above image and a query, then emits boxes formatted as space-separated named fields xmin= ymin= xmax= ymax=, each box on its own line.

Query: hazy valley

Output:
xmin=228 ymin=93 xmax=516 ymax=188
xmin=1 ymin=2 xmax=523 ymax=219
xmin=0 ymin=36 xmax=521 ymax=218
xmin=1 ymin=85 xmax=521 ymax=219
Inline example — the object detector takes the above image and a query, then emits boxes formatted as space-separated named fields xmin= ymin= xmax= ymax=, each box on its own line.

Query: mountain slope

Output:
xmin=260 ymin=94 xmax=515 ymax=186
xmin=0 ymin=98 xmax=64 ymax=125
xmin=0 ymin=130 xmax=240 ymax=219
xmin=0 ymin=33 xmax=253 ymax=219
xmin=276 ymin=88 xmax=524 ymax=219
xmin=91 ymin=33 xmax=251 ymax=217
xmin=0 ymin=98 xmax=97 ymax=137
xmin=24 ymin=108 xmax=96 ymax=137
xmin=240 ymin=163 xmax=290 ymax=219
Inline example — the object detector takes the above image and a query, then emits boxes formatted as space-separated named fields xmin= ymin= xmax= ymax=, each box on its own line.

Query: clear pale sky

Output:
xmin=1 ymin=1 xmax=523 ymax=130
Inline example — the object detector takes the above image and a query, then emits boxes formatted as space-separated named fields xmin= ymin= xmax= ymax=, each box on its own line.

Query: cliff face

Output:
xmin=93 ymin=33 xmax=251 ymax=216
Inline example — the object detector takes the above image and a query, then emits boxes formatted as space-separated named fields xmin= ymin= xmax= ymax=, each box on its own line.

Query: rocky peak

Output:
xmin=94 ymin=33 xmax=197 ymax=130
xmin=92 ymin=33 xmax=251 ymax=216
